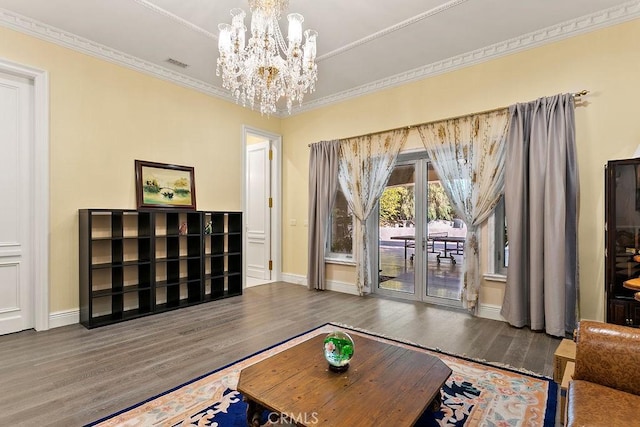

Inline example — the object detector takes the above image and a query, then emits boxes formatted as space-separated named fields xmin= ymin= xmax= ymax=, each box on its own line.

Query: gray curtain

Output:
xmin=501 ymin=94 xmax=579 ymax=337
xmin=307 ymin=140 xmax=340 ymax=290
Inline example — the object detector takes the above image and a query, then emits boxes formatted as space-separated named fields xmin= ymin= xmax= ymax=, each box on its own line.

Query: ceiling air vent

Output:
xmin=166 ymin=58 xmax=189 ymax=68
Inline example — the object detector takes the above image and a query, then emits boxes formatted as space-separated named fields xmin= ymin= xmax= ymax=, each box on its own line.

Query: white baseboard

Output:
xmin=281 ymin=272 xmax=307 ymax=286
xmin=47 ymin=283 xmax=504 ymax=329
xmin=477 ymin=303 xmax=506 ymax=322
xmin=281 ymin=273 xmax=360 ymax=296
xmin=325 ymin=280 xmax=359 ymax=295
xmin=49 ymin=309 xmax=79 ymax=329
xmin=44 ymin=274 xmax=355 ymax=329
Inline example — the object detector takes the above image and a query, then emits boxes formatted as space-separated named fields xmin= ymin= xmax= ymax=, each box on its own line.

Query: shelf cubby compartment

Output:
xmin=228 ymin=272 xmax=242 ymax=296
xmin=211 ymin=235 xmax=225 ymax=256
xmin=228 ymin=253 xmax=242 ymax=275
xmin=88 ymin=284 xmax=153 ymax=328
xmin=209 ymin=255 xmax=225 ymax=277
xmin=227 ymin=234 xmax=242 ymax=255
xmin=210 ymin=213 xmax=226 ymax=234
xmin=90 ymin=212 xmax=112 ymax=239
xmin=227 ymin=212 xmax=242 ymax=234
xmin=210 ymin=276 xmax=226 ymax=299
xmin=155 ymin=283 xmax=193 ymax=311
xmin=207 ymin=273 xmax=243 ymax=299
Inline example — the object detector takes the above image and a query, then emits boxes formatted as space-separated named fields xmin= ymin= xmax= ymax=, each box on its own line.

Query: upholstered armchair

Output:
xmin=566 ymin=320 xmax=640 ymax=426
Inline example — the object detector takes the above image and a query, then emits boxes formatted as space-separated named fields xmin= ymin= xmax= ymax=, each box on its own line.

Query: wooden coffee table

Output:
xmin=237 ymin=333 xmax=452 ymax=426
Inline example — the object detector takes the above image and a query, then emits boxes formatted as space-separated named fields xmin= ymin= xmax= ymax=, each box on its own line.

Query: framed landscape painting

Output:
xmin=135 ymin=160 xmax=196 ymax=210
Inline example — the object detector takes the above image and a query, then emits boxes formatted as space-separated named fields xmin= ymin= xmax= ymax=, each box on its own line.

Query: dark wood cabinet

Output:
xmin=605 ymin=159 xmax=640 ymax=327
xmin=80 ymin=209 xmax=242 ymax=328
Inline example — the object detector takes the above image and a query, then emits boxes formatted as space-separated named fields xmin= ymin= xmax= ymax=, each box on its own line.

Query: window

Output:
xmin=493 ymin=197 xmax=508 ymax=274
xmin=326 ymin=188 xmax=353 ymax=260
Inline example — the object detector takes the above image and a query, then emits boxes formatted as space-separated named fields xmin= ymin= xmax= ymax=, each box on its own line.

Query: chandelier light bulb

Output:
xmin=303 ymin=29 xmax=317 ymax=64
xmin=216 ymin=0 xmax=318 ymax=115
xmin=250 ymin=8 xmax=267 ymax=35
xmin=230 ymin=9 xmax=246 ymax=51
xmin=231 ymin=8 xmax=245 ymax=27
xmin=287 ymin=13 xmax=303 ymax=45
xmin=218 ymin=23 xmax=232 ymax=54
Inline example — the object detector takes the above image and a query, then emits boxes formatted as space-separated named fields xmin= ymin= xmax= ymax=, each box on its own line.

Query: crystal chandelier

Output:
xmin=216 ymin=0 xmax=318 ymax=115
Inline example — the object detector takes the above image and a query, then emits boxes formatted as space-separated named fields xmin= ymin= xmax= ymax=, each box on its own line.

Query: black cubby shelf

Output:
xmin=79 ymin=209 xmax=243 ymax=329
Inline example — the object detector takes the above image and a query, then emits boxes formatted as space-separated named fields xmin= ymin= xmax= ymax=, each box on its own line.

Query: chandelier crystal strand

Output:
xmin=216 ymin=0 xmax=317 ymax=115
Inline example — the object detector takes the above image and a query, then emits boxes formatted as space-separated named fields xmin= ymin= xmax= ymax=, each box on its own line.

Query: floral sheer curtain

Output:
xmin=417 ymin=110 xmax=510 ymax=311
xmin=307 ymin=140 xmax=340 ymax=291
xmin=338 ymin=129 xmax=409 ymax=295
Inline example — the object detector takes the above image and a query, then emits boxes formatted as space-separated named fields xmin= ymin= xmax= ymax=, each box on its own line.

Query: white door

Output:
xmin=245 ymin=141 xmax=272 ymax=280
xmin=0 ymin=72 xmax=34 ymax=334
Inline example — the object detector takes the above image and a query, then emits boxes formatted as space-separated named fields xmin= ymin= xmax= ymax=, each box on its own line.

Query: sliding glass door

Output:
xmin=425 ymin=162 xmax=465 ymax=304
xmin=377 ymin=162 xmax=417 ymax=297
xmin=376 ymin=154 xmax=464 ymax=306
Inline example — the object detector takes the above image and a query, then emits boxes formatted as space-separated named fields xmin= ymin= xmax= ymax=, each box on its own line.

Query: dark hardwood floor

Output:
xmin=0 ymin=282 xmax=561 ymax=426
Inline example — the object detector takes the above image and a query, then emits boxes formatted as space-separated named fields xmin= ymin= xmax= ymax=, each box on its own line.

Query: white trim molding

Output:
xmin=477 ymin=303 xmax=507 ymax=322
xmin=1 ymin=2 xmax=639 ymax=117
xmin=48 ymin=288 xmax=504 ymax=327
xmin=484 ymin=273 xmax=507 ymax=283
xmin=49 ymin=309 xmax=79 ymax=329
xmin=282 ymin=272 xmax=508 ymax=316
xmin=281 ymin=272 xmax=306 ymax=287
xmin=280 ymin=272 xmax=360 ymax=296
xmin=242 ymin=126 xmax=283 ymax=284
xmin=324 ymin=256 xmax=356 ymax=267
xmin=0 ymin=7 xmax=235 ymax=105
xmin=293 ymin=0 xmax=640 ymax=114
xmin=326 ymin=279 xmax=360 ymax=296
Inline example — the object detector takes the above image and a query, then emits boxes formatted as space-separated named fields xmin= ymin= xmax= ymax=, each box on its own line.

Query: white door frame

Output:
xmin=0 ymin=58 xmax=50 ymax=331
xmin=374 ymin=151 xmax=463 ymax=308
xmin=374 ymin=157 xmax=426 ymax=302
xmin=242 ymin=125 xmax=282 ymax=284
xmin=245 ymin=140 xmax=272 ymax=280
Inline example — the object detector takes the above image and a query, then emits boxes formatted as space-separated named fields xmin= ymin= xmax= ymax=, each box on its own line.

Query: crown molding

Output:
xmin=0 ymin=7 xmax=236 ymax=104
xmin=0 ymin=2 xmax=639 ymax=118
xmin=291 ymin=0 xmax=640 ymax=115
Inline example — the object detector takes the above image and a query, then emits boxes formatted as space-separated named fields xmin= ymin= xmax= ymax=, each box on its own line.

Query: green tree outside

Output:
xmin=427 ymin=182 xmax=454 ymax=221
xmin=379 ymin=186 xmax=415 ymax=226
xmin=379 ymin=182 xmax=454 ymax=227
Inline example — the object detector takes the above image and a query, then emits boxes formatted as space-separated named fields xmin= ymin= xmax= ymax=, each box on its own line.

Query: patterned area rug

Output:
xmin=87 ymin=324 xmax=557 ymax=427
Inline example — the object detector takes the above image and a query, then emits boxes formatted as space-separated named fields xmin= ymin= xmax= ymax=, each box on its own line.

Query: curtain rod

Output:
xmin=308 ymin=90 xmax=589 ymax=146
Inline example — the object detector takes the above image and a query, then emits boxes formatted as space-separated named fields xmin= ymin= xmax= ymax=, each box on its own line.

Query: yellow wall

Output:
xmin=281 ymin=18 xmax=640 ymax=321
xmin=0 ymin=26 xmax=280 ymax=313
xmin=2 ymin=17 xmax=640 ymax=322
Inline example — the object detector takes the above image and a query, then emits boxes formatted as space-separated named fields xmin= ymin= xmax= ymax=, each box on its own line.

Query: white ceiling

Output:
xmin=0 ymin=0 xmax=638 ymax=115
